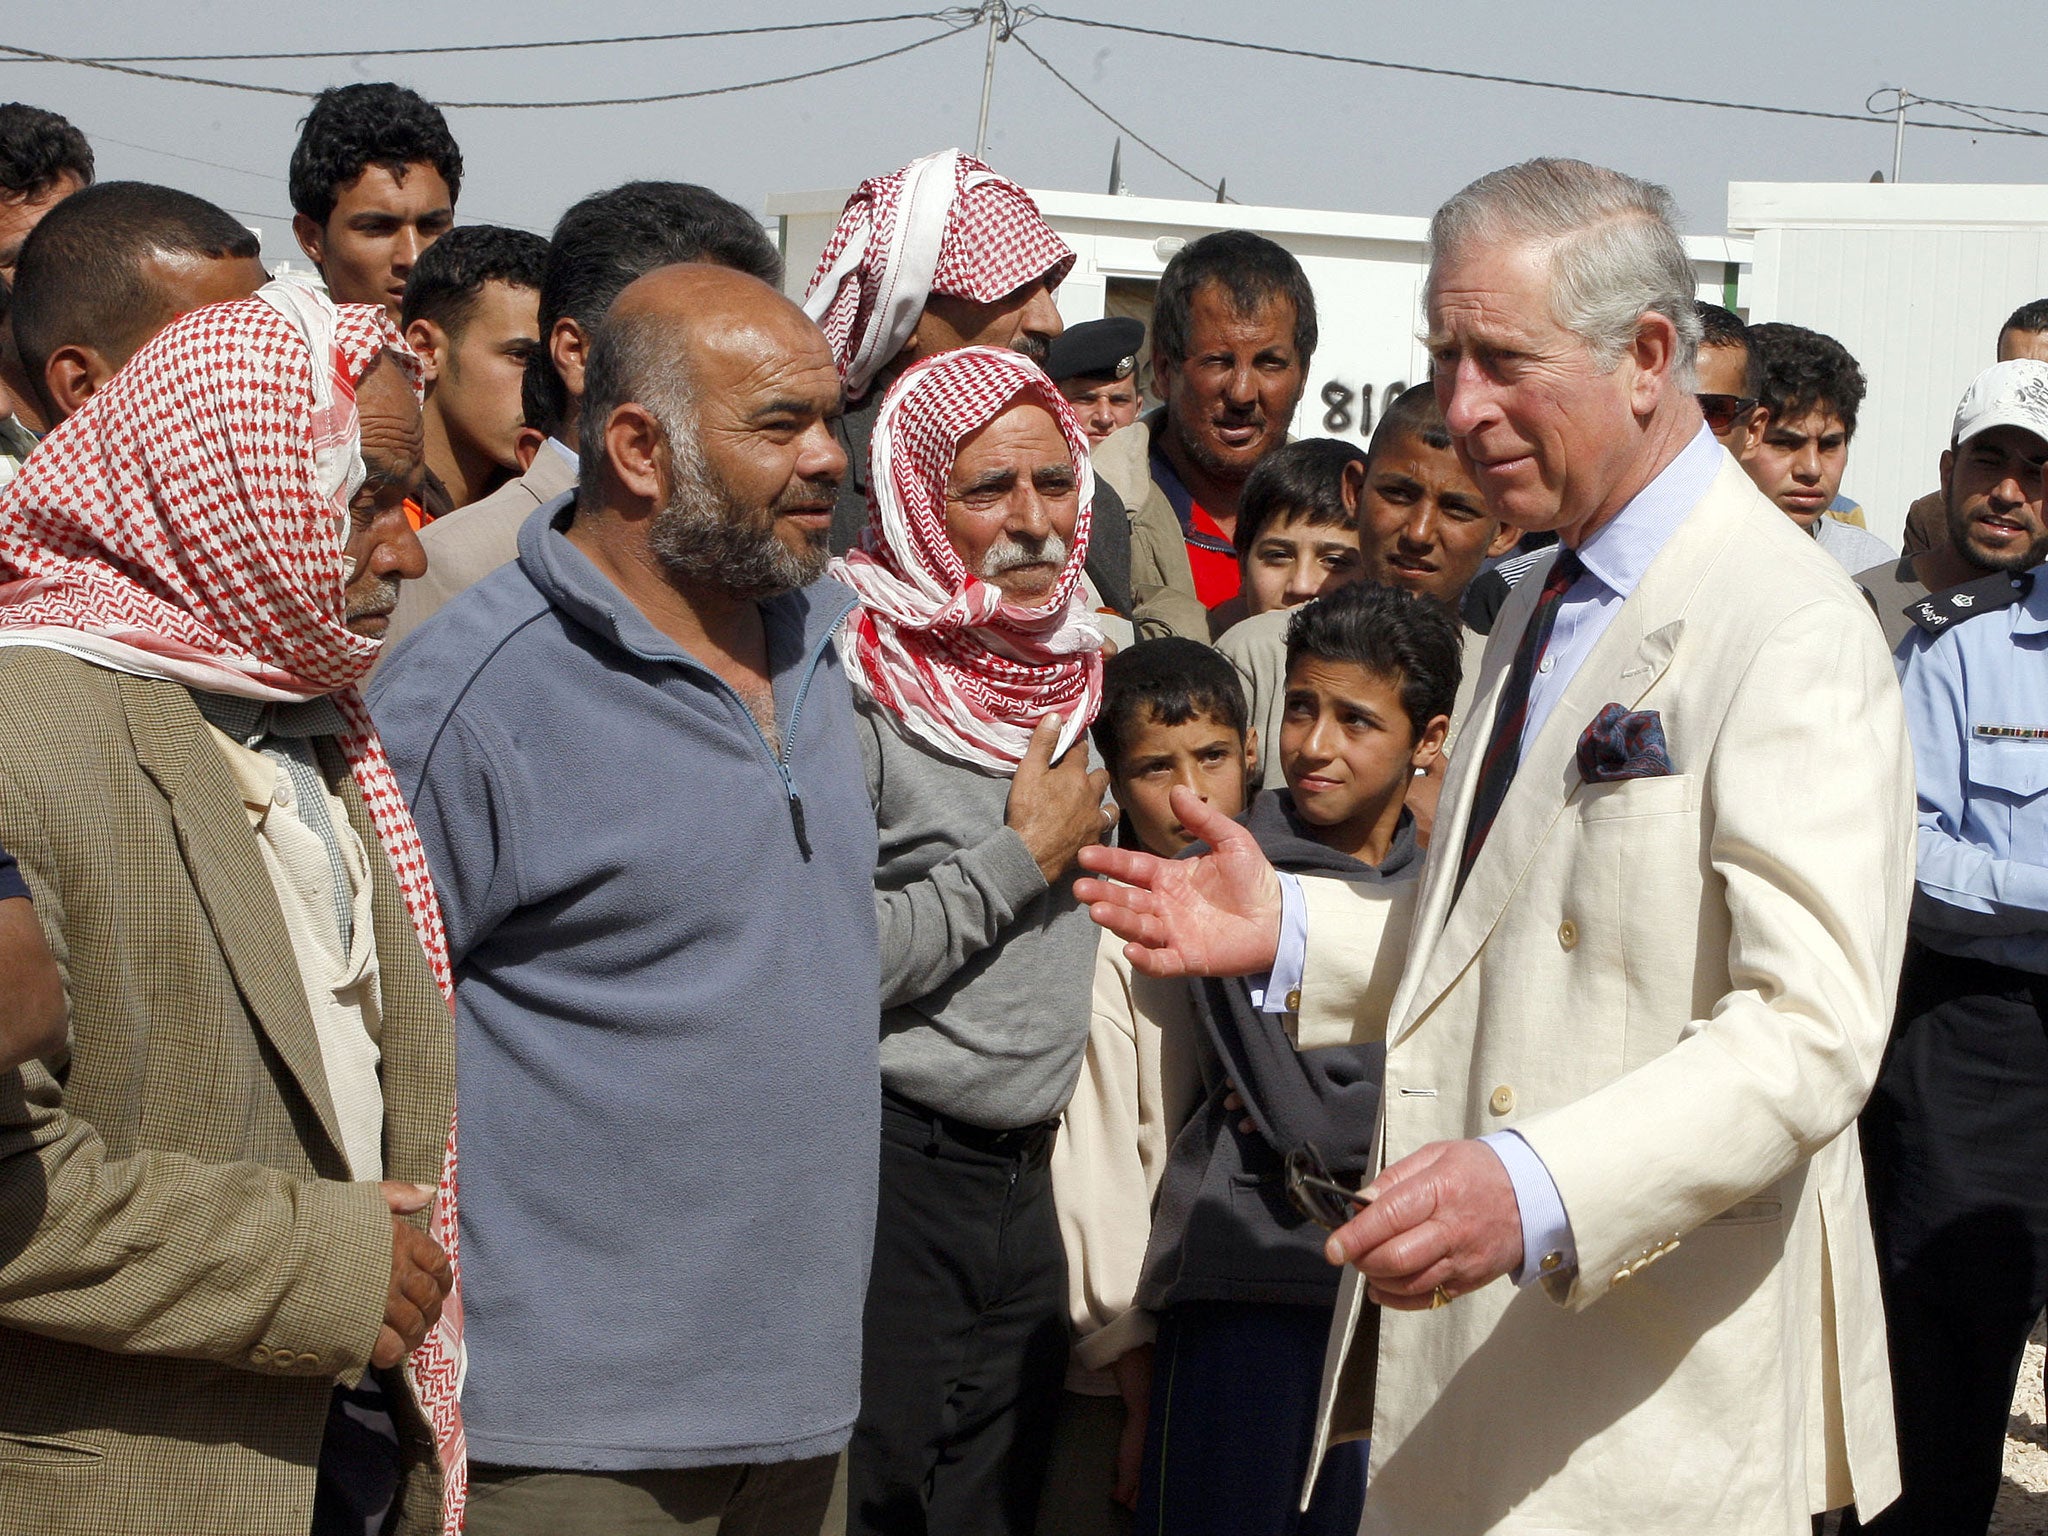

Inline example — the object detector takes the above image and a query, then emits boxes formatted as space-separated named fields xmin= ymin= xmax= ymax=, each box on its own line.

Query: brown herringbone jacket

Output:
xmin=0 ymin=648 xmax=454 ymax=1536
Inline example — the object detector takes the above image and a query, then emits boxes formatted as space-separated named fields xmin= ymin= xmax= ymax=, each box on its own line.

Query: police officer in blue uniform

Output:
xmin=1854 ymin=360 xmax=2048 ymax=1536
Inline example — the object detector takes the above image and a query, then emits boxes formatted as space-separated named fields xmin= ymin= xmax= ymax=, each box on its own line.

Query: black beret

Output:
xmin=1046 ymin=316 xmax=1145 ymax=385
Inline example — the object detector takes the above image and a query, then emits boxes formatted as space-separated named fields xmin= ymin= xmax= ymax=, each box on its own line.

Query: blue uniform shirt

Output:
xmin=1895 ymin=565 xmax=2048 ymax=974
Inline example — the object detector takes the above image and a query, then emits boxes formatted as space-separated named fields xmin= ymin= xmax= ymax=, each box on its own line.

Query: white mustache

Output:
xmin=978 ymin=532 xmax=1069 ymax=578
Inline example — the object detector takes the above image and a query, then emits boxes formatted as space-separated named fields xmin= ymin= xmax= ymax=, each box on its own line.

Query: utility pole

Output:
xmin=973 ymin=1 xmax=1007 ymax=161
xmin=1893 ymin=89 xmax=1910 ymax=184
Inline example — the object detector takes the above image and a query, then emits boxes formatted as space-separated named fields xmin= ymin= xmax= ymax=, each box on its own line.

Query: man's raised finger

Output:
xmin=1019 ymin=712 xmax=1062 ymax=772
xmin=1076 ymin=843 xmax=1167 ymax=889
xmin=1167 ymin=784 xmax=1252 ymax=852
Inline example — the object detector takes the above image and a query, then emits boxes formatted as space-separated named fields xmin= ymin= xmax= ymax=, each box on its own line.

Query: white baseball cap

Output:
xmin=1952 ymin=358 xmax=2048 ymax=449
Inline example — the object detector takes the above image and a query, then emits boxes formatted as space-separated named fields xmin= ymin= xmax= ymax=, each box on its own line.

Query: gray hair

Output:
xmin=1429 ymin=158 xmax=1703 ymax=389
xmin=575 ymin=306 xmax=700 ymax=510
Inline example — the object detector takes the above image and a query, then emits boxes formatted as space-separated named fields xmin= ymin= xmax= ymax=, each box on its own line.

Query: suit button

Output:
xmin=250 ymin=1344 xmax=272 ymax=1365
xmin=1611 ymin=1267 xmax=1631 ymax=1286
xmin=1558 ymin=920 xmax=1579 ymax=950
xmin=1284 ymin=988 xmax=1302 ymax=1012
xmin=297 ymin=1352 xmax=321 ymax=1370
xmin=1488 ymin=1085 xmax=1515 ymax=1116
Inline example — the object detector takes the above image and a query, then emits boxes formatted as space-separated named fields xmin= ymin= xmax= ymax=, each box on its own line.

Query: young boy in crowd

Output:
xmin=1220 ymin=388 xmax=1499 ymax=799
xmin=1041 ymin=640 xmax=1257 ymax=1536
xmin=1206 ymin=437 xmax=1368 ymax=639
xmin=1133 ymin=582 xmax=1460 ymax=1536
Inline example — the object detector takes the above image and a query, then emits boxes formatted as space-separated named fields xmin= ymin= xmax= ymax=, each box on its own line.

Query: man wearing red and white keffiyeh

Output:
xmin=803 ymin=148 xmax=1134 ymax=628
xmin=833 ymin=345 xmax=1106 ymax=773
xmin=0 ymin=281 xmax=464 ymax=1536
xmin=833 ymin=345 xmax=1117 ymax=1536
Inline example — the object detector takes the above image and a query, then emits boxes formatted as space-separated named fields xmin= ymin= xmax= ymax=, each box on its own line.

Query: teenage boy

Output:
xmin=1740 ymin=321 xmax=1894 ymax=571
xmin=1042 ymin=639 xmax=1258 ymax=1536
xmin=1132 ymin=581 xmax=1459 ymax=1536
xmin=1207 ymin=437 xmax=1368 ymax=639
xmin=398 ymin=223 xmax=547 ymax=520
xmin=1220 ymin=387 xmax=1504 ymax=808
xmin=288 ymin=83 xmax=461 ymax=320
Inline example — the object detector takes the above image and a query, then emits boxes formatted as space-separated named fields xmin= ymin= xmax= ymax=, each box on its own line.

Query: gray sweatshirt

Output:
xmin=857 ymin=699 xmax=1099 ymax=1130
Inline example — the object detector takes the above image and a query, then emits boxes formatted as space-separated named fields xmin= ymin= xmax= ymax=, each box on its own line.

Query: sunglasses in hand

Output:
xmin=1284 ymin=1142 xmax=1374 ymax=1231
xmin=1696 ymin=393 xmax=1758 ymax=435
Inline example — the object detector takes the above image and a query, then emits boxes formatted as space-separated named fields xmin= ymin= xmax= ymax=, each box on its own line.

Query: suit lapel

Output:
xmin=121 ymin=675 xmax=349 ymax=1164
xmin=1391 ymin=465 xmax=1746 ymax=1044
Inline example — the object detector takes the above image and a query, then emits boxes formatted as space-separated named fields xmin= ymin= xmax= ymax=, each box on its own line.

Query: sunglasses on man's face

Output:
xmin=1284 ymin=1143 xmax=1374 ymax=1231
xmin=1696 ymin=394 xmax=1759 ymax=435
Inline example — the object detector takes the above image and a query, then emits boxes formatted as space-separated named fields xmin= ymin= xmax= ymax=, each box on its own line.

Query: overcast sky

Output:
xmin=9 ymin=0 xmax=2047 ymax=265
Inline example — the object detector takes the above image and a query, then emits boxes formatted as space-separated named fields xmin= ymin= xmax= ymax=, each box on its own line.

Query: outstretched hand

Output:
xmin=1073 ymin=785 xmax=1283 ymax=979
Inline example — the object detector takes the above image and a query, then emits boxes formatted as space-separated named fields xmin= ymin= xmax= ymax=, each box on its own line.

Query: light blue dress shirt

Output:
xmin=547 ymin=436 xmax=581 ymax=474
xmin=1895 ymin=566 xmax=2048 ymax=975
xmin=1266 ymin=425 xmax=1727 ymax=1285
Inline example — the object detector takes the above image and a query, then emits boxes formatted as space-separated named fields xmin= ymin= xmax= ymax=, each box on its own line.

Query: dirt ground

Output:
xmin=1992 ymin=1329 xmax=2048 ymax=1536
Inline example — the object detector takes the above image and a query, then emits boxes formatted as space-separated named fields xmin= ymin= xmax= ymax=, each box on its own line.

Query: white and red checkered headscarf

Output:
xmin=832 ymin=346 xmax=1103 ymax=775
xmin=0 ymin=280 xmax=470 ymax=1536
xmin=803 ymin=148 xmax=1076 ymax=401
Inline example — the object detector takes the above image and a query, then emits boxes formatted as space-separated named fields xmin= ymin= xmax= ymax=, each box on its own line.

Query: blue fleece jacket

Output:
xmin=369 ymin=498 xmax=881 ymax=1470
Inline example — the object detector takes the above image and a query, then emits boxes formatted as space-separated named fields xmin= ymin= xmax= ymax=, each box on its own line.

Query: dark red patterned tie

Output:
xmin=1455 ymin=548 xmax=1585 ymax=899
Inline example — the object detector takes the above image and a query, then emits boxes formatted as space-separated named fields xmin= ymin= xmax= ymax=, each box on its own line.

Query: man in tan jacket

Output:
xmin=0 ymin=286 xmax=456 ymax=1535
xmin=1079 ymin=159 xmax=1913 ymax=1534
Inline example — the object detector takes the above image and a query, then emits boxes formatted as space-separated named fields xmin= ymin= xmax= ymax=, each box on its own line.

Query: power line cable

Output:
xmin=0 ymin=43 xmax=314 ymax=100
xmin=0 ymin=13 xmax=965 ymax=64
xmin=0 ymin=23 xmax=973 ymax=110
xmin=1914 ymin=97 xmax=2048 ymax=139
xmin=439 ymin=24 xmax=974 ymax=109
xmin=81 ymin=128 xmax=548 ymax=231
xmin=88 ymin=130 xmax=291 ymax=183
xmin=1006 ymin=29 xmax=1228 ymax=201
xmin=1024 ymin=13 xmax=2045 ymax=139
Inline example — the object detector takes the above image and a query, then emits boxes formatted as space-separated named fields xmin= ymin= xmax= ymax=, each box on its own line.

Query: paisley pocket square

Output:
xmin=1577 ymin=704 xmax=1673 ymax=783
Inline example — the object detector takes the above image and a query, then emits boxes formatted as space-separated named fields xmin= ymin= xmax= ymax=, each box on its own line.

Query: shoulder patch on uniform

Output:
xmin=1905 ymin=570 xmax=2035 ymax=636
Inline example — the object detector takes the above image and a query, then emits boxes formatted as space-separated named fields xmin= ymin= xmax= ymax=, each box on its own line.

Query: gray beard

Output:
xmin=648 ymin=448 xmax=829 ymax=602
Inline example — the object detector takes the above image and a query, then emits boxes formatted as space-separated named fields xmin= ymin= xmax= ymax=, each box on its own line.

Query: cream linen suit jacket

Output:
xmin=1306 ymin=460 xmax=1913 ymax=1535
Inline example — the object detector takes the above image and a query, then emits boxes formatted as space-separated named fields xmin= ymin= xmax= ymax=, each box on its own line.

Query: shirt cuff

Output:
xmin=1478 ymin=1129 xmax=1576 ymax=1286
xmin=1251 ymin=871 xmax=1306 ymax=1013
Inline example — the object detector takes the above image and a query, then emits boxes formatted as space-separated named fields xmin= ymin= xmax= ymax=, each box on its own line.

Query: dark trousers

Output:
xmin=309 ymin=1377 xmax=400 ymax=1536
xmin=848 ymin=1091 xmax=1069 ymax=1536
xmin=1134 ymin=1300 xmax=1366 ymax=1536
xmin=1852 ymin=940 xmax=2048 ymax=1535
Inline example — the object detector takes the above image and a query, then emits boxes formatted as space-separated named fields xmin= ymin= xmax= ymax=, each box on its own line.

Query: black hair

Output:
xmin=2002 ymin=298 xmax=2048 ymax=339
xmin=1092 ymin=637 xmax=1250 ymax=773
xmin=400 ymin=223 xmax=548 ymax=339
xmin=1152 ymin=229 xmax=1318 ymax=372
xmin=12 ymin=181 xmax=258 ymax=404
xmin=1233 ymin=437 xmax=1365 ymax=560
xmin=288 ymin=83 xmax=462 ymax=225
xmin=528 ymin=180 xmax=782 ymax=439
xmin=0 ymin=103 xmax=93 ymax=200
xmin=1694 ymin=299 xmax=1748 ymax=352
xmin=1367 ymin=381 xmax=1453 ymax=460
xmin=1284 ymin=581 xmax=1461 ymax=740
xmin=1746 ymin=321 xmax=1866 ymax=439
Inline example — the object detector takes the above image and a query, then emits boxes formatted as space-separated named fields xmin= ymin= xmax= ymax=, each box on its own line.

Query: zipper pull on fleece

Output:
xmin=780 ymin=766 xmax=812 ymax=859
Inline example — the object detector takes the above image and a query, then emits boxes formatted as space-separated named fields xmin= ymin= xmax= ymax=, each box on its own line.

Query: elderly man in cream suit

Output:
xmin=1076 ymin=158 xmax=1914 ymax=1535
